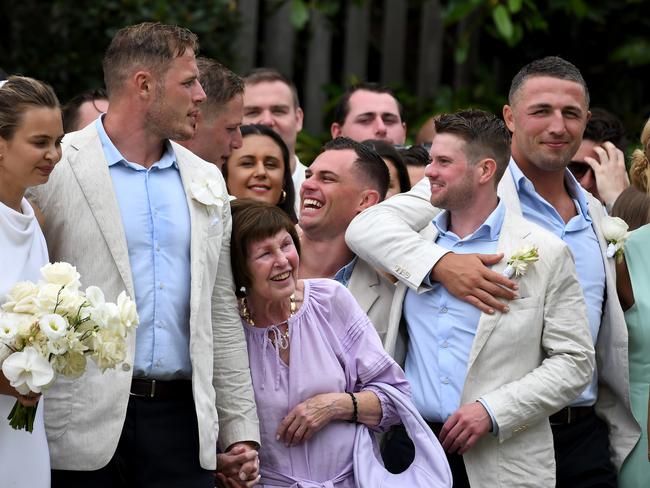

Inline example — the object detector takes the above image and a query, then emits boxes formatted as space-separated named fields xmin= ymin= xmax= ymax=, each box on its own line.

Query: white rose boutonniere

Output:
xmin=502 ymin=246 xmax=540 ymax=279
xmin=190 ymin=173 xmax=225 ymax=208
xmin=601 ymin=216 xmax=629 ymax=263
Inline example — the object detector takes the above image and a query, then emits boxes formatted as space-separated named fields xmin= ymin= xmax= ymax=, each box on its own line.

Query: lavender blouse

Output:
xmin=242 ymin=279 xmax=410 ymax=487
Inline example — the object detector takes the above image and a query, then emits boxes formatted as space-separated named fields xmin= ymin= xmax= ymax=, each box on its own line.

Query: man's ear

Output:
xmin=503 ymin=104 xmax=515 ymax=133
xmin=478 ymin=158 xmax=498 ymax=185
xmin=330 ymin=122 xmax=342 ymax=139
xmin=295 ymin=106 xmax=304 ymax=133
xmin=356 ymin=189 xmax=381 ymax=213
xmin=134 ymin=70 xmax=154 ymax=99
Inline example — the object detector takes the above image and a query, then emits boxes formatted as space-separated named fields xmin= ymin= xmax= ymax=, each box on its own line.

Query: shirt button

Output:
xmin=122 ymin=363 xmax=131 ymax=372
xmin=440 ymin=307 xmax=448 ymax=313
xmin=441 ymin=377 xmax=450 ymax=384
xmin=456 ymin=242 xmax=463 ymax=247
xmin=156 ymin=245 xmax=161 ymax=252
xmin=441 ymin=341 xmax=449 ymax=348
xmin=159 ymin=282 xmax=164 ymax=289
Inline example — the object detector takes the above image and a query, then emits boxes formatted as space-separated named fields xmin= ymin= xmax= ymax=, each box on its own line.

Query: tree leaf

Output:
xmin=492 ymin=4 xmax=514 ymax=40
xmin=507 ymin=0 xmax=522 ymax=14
xmin=290 ymin=0 xmax=310 ymax=30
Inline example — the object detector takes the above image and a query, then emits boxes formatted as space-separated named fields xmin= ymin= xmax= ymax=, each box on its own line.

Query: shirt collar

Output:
xmin=433 ymin=199 xmax=505 ymax=241
xmin=95 ymin=115 xmax=177 ymax=170
xmin=333 ymin=256 xmax=358 ymax=287
xmin=509 ymin=158 xmax=591 ymax=221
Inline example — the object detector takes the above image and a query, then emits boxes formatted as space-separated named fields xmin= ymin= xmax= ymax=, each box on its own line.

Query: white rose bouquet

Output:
xmin=601 ymin=216 xmax=630 ymax=263
xmin=0 ymin=262 xmax=138 ymax=432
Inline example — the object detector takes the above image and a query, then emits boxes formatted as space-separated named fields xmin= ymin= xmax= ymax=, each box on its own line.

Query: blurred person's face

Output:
xmin=569 ymin=138 xmax=601 ymax=201
xmin=243 ymin=81 xmax=303 ymax=155
xmin=226 ymin=134 xmax=285 ymax=206
xmin=383 ymin=158 xmax=401 ymax=199
xmin=190 ymin=95 xmax=243 ymax=168
xmin=406 ymin=164 xmax=427 ymax=187
xmin=73 ymin=99 xmax=109 ymax=131
xmin=331 ymin=90 xmax=406 ymax=144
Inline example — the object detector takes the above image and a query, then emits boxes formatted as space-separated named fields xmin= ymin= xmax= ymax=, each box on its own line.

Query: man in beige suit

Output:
xmin=347 ymin=57 xmax=640 ymax=486
xmin=379 ymin=109 xmax=594 ymax=487
xmin=30 ymin=23 xmax=260 ymax=487
xmin=297 ymin=137 xmax=395 ymax=341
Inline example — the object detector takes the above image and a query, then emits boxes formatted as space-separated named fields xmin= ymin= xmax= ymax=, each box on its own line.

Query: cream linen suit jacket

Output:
xmin=346 ymin=165 xmax=641 ymax=469
xmin=383 ymin=209 xmax=595 ymax=487
xmin=347 ymin=258 xmax=396 ymax=344
xmin=29 ymin=124 xmax=260 ymax=470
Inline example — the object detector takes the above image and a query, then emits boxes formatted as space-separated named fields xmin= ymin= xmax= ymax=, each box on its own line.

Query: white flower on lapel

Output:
xmin=190 ymin=173 xmax=225 ymax=208
xmin=502 ymin=246 xmax=539 ymax=279
xmin=601 ymin=216 xmax=629 ymax=263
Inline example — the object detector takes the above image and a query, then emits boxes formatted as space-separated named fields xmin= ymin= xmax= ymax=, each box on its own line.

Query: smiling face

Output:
xmin=0 ymin=106 xmax=64 ymax=195
xmin=425 ymin=133 xmax=479 ymax=211
xmin=243 ymin=80 xmax=303 ymax=154
xmin=145 ymin=48 xmax=207 ymax=141
xmin=226 ymin=134 xmax=285 ymax=205
xmin=503 ymin=76 xmax=589 ymax=175
xmin=246 ymin=229 xmax=299 ymax=305
xmin=331 ymin=90 xmax=406 ymax=144
xmin=190 ymin=94 xmax=243 ymax=167
xmin=299 ymin=148 xmax=365 ymax=239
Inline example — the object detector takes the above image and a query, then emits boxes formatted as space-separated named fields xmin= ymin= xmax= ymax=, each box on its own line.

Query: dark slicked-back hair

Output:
xmin=332 ymin=82 xmax=404 ymax=126
xmin=398 ymin=144 xmax=431 ymax=167
xmin=222 ymin=124 xmax=297 ymax=223
xmin=197 ymin=57 xmax=244 ymax=118
xmin=0 ymin=75 xmax=60 ymax=140
xmin=322 ymin=136 xmax=390 ymax=201
xmin=508 ymin=56 xmax=589 ymax=106
xmin=583 ymin=107 xmax=627 ymax=150
xmin=361 ymin=139 xmax=411 ymax=194
xmin=230 ymin=199 xmax=301 ymax=296
xmin=62 ymin=88 xmax=108 ymax=133
xmin=244 ymin=67 xmax=300 ymax=108
xmin=435 ymin=109 xmax=512 ymax=185
xmin=103 ymin=22 xmax=199 ymax=97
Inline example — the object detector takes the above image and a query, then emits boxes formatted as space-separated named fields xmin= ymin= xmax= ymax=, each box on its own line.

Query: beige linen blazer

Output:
xmin=346 ymin=257 xmax=396 ymax=344
xmin=346 ymin=166 xmax=641 ymax=469
xmin=29 ymin=124 xmax=260 ymax=470
xmin=384 ymin=209 xmax=595 ymax=487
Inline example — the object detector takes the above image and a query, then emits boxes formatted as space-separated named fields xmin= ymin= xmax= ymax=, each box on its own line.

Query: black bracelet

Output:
xmin=347 ymin=392 xmax=358 ymax=423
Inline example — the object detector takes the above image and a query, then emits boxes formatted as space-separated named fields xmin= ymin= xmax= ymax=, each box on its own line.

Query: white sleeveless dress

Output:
xmin=0 ymin=198 xmax=51 ymax=487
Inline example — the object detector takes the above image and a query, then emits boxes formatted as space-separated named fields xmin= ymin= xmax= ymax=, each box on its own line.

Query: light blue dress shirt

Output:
xmin=509 ymin=161 xmax=604 ymax=406
xmin=404 ymin=201 xmax=504 ymax=424
xmin=333 ymin=256 xmax=358 ymax=287
xmin=96 ymin=118 xmax=193 ymax=380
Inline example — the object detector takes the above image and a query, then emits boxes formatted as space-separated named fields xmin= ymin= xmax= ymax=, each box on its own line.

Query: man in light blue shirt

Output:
xmin=382 ymin=109 xmax=594 ymax=488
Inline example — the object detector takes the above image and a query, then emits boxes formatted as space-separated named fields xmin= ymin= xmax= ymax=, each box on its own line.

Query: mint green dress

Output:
xmin=619 ymin=223 xmax=650 ymax=488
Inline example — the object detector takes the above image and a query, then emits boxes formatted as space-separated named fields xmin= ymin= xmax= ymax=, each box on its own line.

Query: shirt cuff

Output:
xmin=477 ymin=398 xmax=499 ymax=436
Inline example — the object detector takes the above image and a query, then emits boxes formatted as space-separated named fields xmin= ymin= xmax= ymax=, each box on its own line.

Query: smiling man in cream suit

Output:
xmin=378 ymin=109 xmax=594 ymax=487
xmin=30 ymin=23 xmax=260 ymax=488
xmin=348 ymin=57 xmax=640 ymax=487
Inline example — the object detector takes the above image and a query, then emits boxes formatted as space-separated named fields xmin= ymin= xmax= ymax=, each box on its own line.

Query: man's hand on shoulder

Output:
xmin=431 ymin=252 xmax=517 ymax=314
xmin=439 ymin=402 xmax=492 ymax=455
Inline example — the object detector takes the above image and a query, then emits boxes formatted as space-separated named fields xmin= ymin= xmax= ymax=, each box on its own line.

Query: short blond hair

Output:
xmin=630 ymin=117 xmax=650 ymax=194
xmin=102 ymin=22 xmax=198 ymax=97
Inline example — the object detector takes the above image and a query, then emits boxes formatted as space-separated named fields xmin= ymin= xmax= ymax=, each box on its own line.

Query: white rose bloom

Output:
xmin=40 ymin=262 xmax=81 ymax=290
xmin=92 ymin=302 xmax=122 ymax=332
xmin=601 ymin=216 xmax=629 ymax=242
xmin=91 ymin=329 xmax=127 ymax=371
xmin=85 ymin=286 xmax=106 ymax=308
xmin=117 ymin=291 xmax=139 ymax=334
xmin=2 ymin=281 xmax=39 ymax=314
xmin=190 ymin=174 xmax=225 ymax=207
xmin=2 ymin=347 xmax=54 ymax=394
xmin=57 ymin=288 xmax=88 ymax=318
xmin=36 ymin=283 xmax=65 ymax=313
xmin=39 ymin=314 xmax=69 ymax=340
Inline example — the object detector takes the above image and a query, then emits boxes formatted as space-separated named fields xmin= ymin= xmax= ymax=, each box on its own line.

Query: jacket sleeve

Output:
xmin=345 ymin=177 xmax=445 ymax=292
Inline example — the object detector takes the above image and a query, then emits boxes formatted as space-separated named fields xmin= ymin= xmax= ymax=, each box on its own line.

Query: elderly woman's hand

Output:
xmin=216 ymin=443 xmax=260 ymax=488
xmin=276 ymin=392 xmax=348 ymax=447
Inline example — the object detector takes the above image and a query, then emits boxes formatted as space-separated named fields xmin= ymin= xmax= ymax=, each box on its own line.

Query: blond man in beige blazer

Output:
xmin=30 ymin=23 xmax=259 ymax=488
xmin=348 ymin=58 xmax=640 ymax=485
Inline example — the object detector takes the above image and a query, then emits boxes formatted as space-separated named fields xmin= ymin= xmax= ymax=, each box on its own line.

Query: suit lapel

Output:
xmin=175 ymin=148 xmax=211 ymax=319
xmin=68 ymin=132 xmax=134 ymax=297
xmin=348 ymin=259 xmax=380 ymax=314
xmin=466 ymin=211 xmax=531 ymax=372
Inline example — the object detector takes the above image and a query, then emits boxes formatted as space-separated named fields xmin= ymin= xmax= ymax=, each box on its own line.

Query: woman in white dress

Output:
xmin=0 ymin=75 xmax=64 ymax=487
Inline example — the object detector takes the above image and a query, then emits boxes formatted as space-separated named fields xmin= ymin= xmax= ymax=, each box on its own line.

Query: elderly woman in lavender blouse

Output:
xmin=222 ymin=199 xmax=411 ymax=487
